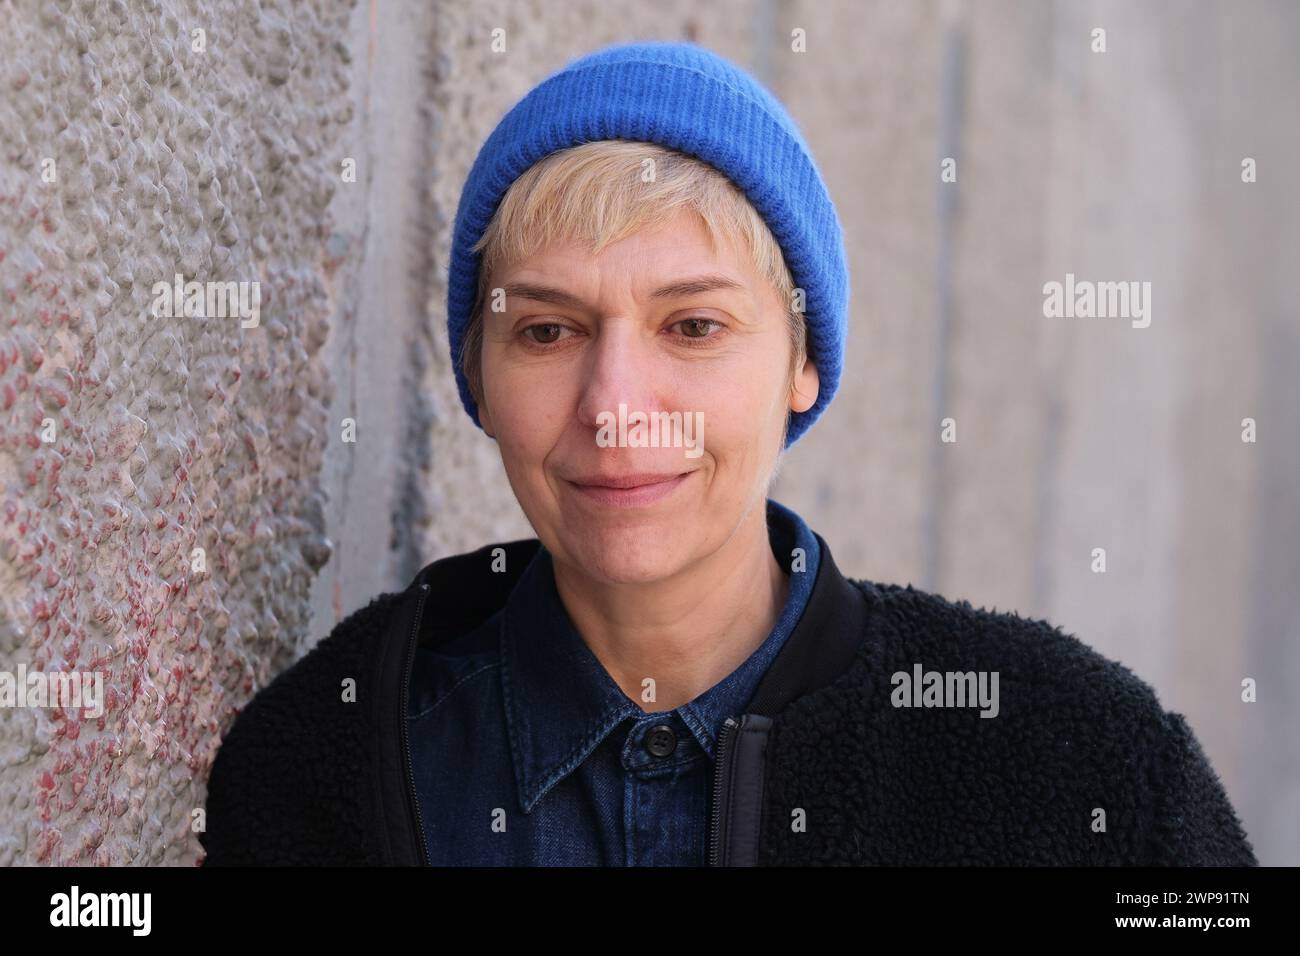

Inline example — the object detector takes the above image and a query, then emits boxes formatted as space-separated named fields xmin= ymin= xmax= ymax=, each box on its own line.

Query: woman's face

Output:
xmin=477 ymin=208 xmax=819 ymax=584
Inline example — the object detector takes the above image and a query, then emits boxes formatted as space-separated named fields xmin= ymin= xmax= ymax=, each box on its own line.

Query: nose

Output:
xmin=575 ymin=319 xmax=668 ymax=435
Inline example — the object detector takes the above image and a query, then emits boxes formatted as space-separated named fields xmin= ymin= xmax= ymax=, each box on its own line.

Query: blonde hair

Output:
xmin=459 ymin=140 xmax=807 ymax=423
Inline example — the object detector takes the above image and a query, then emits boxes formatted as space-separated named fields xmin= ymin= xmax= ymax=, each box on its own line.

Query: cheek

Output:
xmin=487 ymin=369 xmax=569 ymax=450
xmin=686 ymin=360 xmax=787 ymax=436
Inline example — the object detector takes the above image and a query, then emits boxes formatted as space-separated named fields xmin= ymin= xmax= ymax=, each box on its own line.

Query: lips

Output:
xmin=563 ymin=470 xmax=693 ymax=507
xmin=566 ymin=472 xmax=685 ymax=490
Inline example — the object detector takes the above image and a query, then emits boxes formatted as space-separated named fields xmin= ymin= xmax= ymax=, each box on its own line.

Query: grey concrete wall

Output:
xmin=771 ymin=0 xmax=1300 ymax=864
xmin=1 ymin=0 xmax=1295 ymax=865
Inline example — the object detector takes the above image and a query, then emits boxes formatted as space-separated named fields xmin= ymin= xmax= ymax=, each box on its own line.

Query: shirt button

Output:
xmin=644 ymin=724 xmax=677 ymax=758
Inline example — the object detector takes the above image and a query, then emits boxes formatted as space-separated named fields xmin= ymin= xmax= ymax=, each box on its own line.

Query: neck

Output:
xmin=550 ymin=502 xmax=789 ymax=712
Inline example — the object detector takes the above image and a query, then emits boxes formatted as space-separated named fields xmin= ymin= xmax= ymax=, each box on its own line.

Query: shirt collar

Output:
xmin=500 ymin=498 xmax=822 ymax=813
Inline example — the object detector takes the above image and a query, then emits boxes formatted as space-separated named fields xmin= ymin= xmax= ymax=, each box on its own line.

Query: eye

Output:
xmin=673 ymin=317 xmax=722 ymax=339
xmin=521 ymin=322 xmax=573 ymax=345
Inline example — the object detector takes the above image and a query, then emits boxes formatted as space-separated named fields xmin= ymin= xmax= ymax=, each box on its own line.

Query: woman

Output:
xmin=200 ymin=41 xmax=1255 ymax=866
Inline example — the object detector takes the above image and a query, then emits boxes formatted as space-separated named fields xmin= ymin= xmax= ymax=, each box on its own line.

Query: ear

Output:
xmin=788 ymin=357 xmax=820 ymax=414
xmin=478 ymin=397 xmax=496 ymax=438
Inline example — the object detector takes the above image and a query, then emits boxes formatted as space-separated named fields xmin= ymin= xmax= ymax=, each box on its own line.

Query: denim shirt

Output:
xmin=407 ymin=498 xmax=821 ymax=865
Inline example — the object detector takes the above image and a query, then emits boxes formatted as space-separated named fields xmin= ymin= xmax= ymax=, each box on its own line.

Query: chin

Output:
xmin=560 ymin=521 xmax=692 ymax=585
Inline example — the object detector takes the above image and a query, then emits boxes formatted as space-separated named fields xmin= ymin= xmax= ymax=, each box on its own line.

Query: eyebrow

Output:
xmin=500 ymin=274 xmax=745 ymax=309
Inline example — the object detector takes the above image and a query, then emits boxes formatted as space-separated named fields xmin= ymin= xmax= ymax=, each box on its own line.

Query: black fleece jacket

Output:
xmin=199 ymin=515 xmax=1256 ymax=866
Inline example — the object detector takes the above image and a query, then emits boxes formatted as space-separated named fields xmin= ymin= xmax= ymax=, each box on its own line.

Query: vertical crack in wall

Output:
xmin=923 ymin=1 xmax=966 ymax=592
xmin=1030 ymin=0 xmax=1085 ymax=617
xmin=389 ymin=8 xmax=441 ymax=588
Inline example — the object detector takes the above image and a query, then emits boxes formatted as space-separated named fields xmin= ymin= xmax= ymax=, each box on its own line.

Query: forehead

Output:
xmin=492 ymin=208 xmax=769 ymax=303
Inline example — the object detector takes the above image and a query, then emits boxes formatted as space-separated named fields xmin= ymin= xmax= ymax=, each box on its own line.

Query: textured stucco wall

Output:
xmin=0 ymin=0 xmax=355 ymax=864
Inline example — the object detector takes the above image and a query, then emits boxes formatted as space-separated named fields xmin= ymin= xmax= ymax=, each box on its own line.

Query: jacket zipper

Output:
xmin=708 ymin=715 xmax=740 ymax=866
xmin=400 ymin=582 xmax=432 ymax=866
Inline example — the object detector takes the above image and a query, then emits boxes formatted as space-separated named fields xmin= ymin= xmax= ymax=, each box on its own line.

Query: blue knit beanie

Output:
xmin=447 ymin=40 xmax=850 ymax=448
